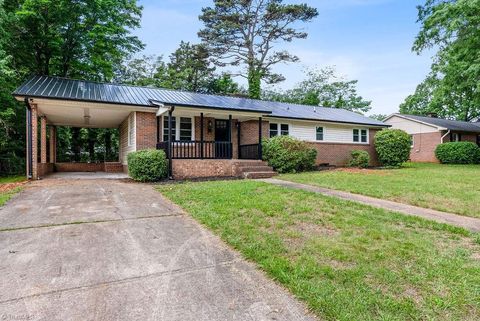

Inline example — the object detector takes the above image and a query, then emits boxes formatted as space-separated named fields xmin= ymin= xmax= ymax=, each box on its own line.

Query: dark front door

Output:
xmin=215 ymin=119 xmax=231 ymax=158
xmin=477 ymin=135 xmax=480 ymax=147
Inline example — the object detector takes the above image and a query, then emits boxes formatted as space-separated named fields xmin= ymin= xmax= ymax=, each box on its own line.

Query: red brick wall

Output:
xmin=136 ymin=112 xmax=157 ymax=150
xmin=38 ymin=163 xmax=54 ymax=177
xmin=410 ymin=132 xmax=442 ymax=163
xmin=172 ymin=159 xmax=234 ymax=179
xmin=55 ymin=163 xmax=105 ymax=172
xmin=309 ymin=129 xmax=380 ymax=166
xmin=240 ymin=120 xmax=269 ymax=145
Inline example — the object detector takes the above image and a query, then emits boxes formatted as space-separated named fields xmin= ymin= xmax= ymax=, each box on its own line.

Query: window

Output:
xmin=353 ymin=129 xmax=359 ymax=142
xmin=128 ymin=113 xmax=135 ymax=146
xmin=316 ymin=127 xmax=324 ymax=141
xmin=163 ymin=116 xmax=194 ymax=141
xmin=361 ymin=129 xmax=368 ymax=143
xmin=269 ymin=123 xmax=278 ymax=138
xmin=353 ymin=129 xmax=368 ymax=143
xmin=163 ymin=116 xmax=176 ymax=142
xmin=280 ymin=124 xmax=289 ymax=136
xmin=452 ymin=133 xmax=460 ymax=142
xmin=410 ymin=135 xmax=414 ymax=148
xmin=179 ymin=117 xmax=192 ymax=141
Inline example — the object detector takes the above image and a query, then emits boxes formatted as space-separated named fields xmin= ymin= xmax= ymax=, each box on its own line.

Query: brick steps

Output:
xmin=234 ymin=160 xmax=277 ymax=179
xmin=243 ymin=171 xmax=278 ymax=179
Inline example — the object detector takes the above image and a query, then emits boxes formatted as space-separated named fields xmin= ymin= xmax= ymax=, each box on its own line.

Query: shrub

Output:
xmin=262 ymin=136 xmax=317 ymax=173
xmin=127 ymin=149 xmax=168 ymax=182
xmin=348 ymin=150 xmax=370 ymax=168
xmin=435 ymin=142 xmax=480 ymax=164
xmin=374 ymin=129 xmax=411 ymax=167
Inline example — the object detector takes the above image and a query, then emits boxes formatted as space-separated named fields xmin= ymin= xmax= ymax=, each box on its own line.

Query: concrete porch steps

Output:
xmin=234 ymin=160 xmax=277 ymax=179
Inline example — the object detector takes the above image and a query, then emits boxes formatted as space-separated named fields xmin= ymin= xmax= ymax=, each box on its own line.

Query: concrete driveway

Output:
xmin=0 ymin=177 xmax=315 ymax=321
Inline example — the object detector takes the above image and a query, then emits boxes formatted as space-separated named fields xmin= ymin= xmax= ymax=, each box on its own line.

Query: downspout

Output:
xmin=441 ymin=130 xmax=451 ymax=144
xmin=24 ymin=98 xmax=33 ymax=179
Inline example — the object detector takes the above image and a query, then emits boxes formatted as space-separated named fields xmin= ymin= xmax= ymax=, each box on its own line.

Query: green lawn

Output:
xmin=280 ymin=163 xmax=480 ymax=218
xmin=0 ymin=175 xmax=25 ymax=206
xmin=158 ymin=180 xmax=480 ymax=321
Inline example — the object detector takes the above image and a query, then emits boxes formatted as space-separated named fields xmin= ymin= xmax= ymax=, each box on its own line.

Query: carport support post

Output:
xmin=258 ymin=117 xmax=263 ymax=160
xmin=49 ymin=126 xmax=56 ymax=164
xmin=40 ymin=116 xmax=47 ymax=164
xmin=31 ymin=104 xmax=38 ymax=179
xmin=167 ymin=107 xmax=174 ymax=179
xmin=200 ymin=113 xmax=204 ymax=159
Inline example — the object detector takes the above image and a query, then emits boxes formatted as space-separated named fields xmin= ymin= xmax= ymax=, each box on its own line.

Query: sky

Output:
xmin=134 ymin=0 xmax=433 ymax=116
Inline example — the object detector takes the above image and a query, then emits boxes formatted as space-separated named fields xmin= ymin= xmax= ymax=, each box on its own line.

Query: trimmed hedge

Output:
xmin=435 ymin=142 xmax=480 ymax=164
xmin=127 ymin=149 xmax=168 ymax=182
xmin=374 ymin=129 xmax=411 ymax=167
xmin=262 ymin=136 xmax=317 ymax=173
xmin=348 ymin=150 xmax=370 ymax=168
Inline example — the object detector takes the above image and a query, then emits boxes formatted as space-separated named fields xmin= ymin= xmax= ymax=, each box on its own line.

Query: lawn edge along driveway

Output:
xmin=157 ymin=180 xmax=480 ymax=321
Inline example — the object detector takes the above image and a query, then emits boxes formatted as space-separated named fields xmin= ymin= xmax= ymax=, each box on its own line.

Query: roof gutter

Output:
xmin=24 ymin=97 xmax=33 ymax=179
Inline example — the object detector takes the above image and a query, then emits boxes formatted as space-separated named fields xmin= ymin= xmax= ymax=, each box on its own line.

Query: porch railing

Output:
xmin=157 ymin=141 xmax=232 ymax=159
xmin=239 ymin=144 xmax=261 ymax=160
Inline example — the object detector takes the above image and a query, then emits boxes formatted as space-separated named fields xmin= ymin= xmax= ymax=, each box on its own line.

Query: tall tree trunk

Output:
xmin=71 ymin=127 xmax=81 ymax=162
xmin=87 ymin=129 xmax=95 ymax=162
xmin=105 ymin=130 xmax=112 ymax=161
xmin=248 ymin=68 xmax=262 ymax=99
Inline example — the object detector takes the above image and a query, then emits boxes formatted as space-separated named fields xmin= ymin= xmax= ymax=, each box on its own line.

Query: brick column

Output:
xmin=49 ymin=126 xmax=56 ymax=163
xmin=31 ymin=105 xmax=38 ymax=179
xmin=40 ymin=116 xmax=47 ymax=164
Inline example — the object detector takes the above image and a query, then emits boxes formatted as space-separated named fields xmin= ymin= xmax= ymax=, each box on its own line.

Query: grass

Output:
xmin=0 ymin=175 xmax=25 ymax=206
xmin=0 ymin=175 xmax=25 ymax=184
xmin=279 ymin=163 xmax=480 ymax=218
xmin=158 ymin=180 xmax=480 ymax=321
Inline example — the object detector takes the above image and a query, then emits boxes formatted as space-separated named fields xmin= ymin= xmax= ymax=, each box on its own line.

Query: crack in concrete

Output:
xmin=0 ymin=213 xmax=185 ymax=233
xmin=0 ymin=259 xmax=242 ymax=305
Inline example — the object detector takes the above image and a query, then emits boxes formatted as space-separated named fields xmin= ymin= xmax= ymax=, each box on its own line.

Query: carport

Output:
xmin=14 ymin=81 xmax=156 ymax=180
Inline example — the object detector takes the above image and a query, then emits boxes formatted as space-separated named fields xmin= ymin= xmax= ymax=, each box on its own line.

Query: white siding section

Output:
xmin=384 ymin=115 xmax=438 ymax=134
xmin=268 ymin=119 xmax=371 ymax=144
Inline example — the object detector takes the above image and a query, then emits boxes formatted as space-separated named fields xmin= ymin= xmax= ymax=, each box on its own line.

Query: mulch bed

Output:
xmin=0 ymin=181 xmax=27 ymax=193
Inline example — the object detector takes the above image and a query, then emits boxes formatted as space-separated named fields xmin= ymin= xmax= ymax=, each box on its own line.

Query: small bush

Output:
xmin=435 ymin=142 xmax=480 ymax=164
xmin=127 ymin=149 xmax=168 ymax=182
xmin=262 ymin=136 xmax=317 ymax=173
xmin=348 ymin=150 xmax=370 ymax=168
xmin=374 ymin=129 xmax=411 ymax=167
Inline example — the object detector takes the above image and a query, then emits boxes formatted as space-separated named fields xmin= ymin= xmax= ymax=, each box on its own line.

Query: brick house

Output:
xmin=14 ymin=76 xmax=387 ymax=180
xmin=384 ymin=114 xmax=480 ymax=163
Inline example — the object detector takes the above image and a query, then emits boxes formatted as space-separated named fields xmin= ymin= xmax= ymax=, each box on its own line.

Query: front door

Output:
xmin=477 ymin=134 xmax=480 ymax=147
xmin=215 ymin=119 xmax=230 ymax=158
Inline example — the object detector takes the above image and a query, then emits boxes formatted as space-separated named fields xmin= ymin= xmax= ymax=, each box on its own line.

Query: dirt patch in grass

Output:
xmin=0 ymin=181 xmax=26 ymax=193
xmin=336 ymin=168 xmax=390 ymax=175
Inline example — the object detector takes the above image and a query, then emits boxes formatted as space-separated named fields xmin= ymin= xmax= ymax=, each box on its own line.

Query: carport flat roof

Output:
xmin=14 ymin=75 xmax=388 ymax=127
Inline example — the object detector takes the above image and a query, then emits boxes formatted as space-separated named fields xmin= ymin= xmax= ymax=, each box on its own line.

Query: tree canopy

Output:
xmin=198 ymin=0 xmax=318 ymax=99
xmin=264 ymin=67 xmax=372 ymax=113
xmin=401 ymin=0 xmax=480 ymax=121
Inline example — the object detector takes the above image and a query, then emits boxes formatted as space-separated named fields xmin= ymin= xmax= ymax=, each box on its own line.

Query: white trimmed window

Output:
xmin=353 ymin=129 xmax=368 ymax=143
xmin=410 ymin=135 xmax=414 ymax=148
xmin=316 ymin=126 xmax=324 ymax=141
xmin=163 ymin=116 xmax=194 ymax=141
xmin=269 ymin=123 xmax=278 ymax=138
xmin=128 ymin=113 xmax=135 ymax=146
xmin=270 ymin=123 xmax=289 ymax=137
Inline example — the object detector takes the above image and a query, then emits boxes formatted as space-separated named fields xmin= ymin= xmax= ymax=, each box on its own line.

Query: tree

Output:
xmin=402 ymin=0 xmax=480 ymax=121
xmin=369 ymin=114 xmax=388 ymax=121
xmin=198 ymin=0 xmax=318 ymax=99
xmin=0 ymin=0 xmax=144 ymax=169
xmin=264 ymin=67 xmax=372 ymax=113
xmin=6 ymin=0 xmax=144 ymax=81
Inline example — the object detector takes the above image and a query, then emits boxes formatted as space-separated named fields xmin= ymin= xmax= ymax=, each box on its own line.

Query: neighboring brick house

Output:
xmin=384 ymin=114 xmax=480 ymax=163
xmin=14 ymin=76 xmax=388 ymax=180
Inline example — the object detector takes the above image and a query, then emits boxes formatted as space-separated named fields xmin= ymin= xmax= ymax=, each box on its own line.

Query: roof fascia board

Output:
xmin=265 ymin=115 xmax=389 ymax=128
xmin=385 ymin=114 xmax=446 ymax=130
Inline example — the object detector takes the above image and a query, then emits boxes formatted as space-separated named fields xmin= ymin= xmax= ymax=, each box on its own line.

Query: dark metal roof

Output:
xmin=396 ymin=114 xmax=480 ymax=133
xmin=14 ymin=75 xmax=387 ymax=127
